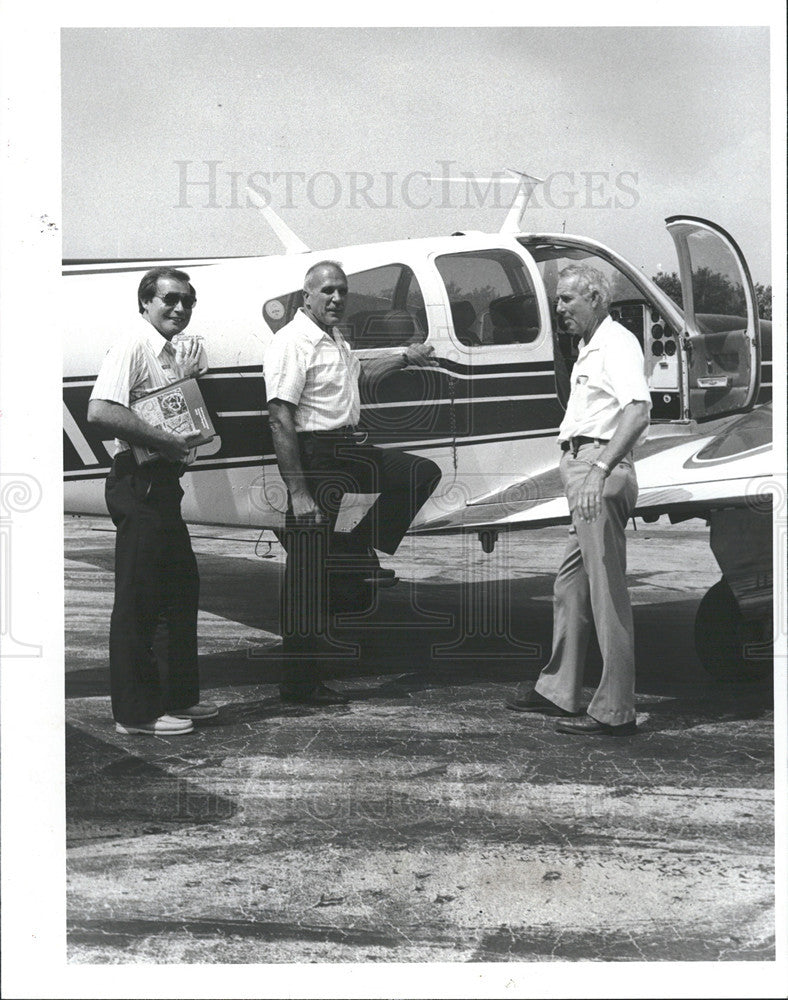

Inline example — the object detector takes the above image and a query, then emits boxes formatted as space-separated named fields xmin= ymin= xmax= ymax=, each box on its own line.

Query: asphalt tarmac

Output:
xmin=64 ymin=514 xmax=775 ymax=965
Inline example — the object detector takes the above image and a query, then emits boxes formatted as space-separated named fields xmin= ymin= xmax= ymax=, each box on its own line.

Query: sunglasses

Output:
xmin=155 ymin=292 xmax=196 ymax=309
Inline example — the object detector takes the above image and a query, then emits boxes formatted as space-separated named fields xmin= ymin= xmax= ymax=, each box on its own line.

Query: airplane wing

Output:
xmin=413 ymin=404 xmax=774 ymax=534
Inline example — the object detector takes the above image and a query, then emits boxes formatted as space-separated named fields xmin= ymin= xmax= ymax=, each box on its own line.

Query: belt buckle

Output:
xmin=351 ymin=429 xmax=368 ymax=445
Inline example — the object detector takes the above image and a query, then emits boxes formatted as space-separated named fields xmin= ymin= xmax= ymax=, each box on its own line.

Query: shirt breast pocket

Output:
xmin=570 ymin=373 xmax=590 ymax=410
xmin=309 ymin=356 xmax=341 ymax=386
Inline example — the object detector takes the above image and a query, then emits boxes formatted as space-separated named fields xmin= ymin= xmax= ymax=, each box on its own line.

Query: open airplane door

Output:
xmin=666 ymin=217 xmax=771 ymax=681
xmin=666 ymin=216 xmax=760 ymax=421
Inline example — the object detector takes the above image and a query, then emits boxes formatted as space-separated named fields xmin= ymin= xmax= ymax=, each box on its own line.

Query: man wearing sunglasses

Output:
xmin=87 ymin=266 xmax=218 ymax=736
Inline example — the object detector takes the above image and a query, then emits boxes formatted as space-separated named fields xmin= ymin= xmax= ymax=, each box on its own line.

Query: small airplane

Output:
xmin=62 ymin=170 xmax=775 ymax=681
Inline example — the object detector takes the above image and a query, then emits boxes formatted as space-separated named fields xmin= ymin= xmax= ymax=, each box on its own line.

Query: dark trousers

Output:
xmin=105 ymin=453 xmax=200 ymax=724
xmin=280 ymin=434 xmax=441 ymax=687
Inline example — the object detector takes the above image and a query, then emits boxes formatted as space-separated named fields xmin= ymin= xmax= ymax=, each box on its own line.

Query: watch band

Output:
xmin=592 ymin=459 xmax=611 ymax=476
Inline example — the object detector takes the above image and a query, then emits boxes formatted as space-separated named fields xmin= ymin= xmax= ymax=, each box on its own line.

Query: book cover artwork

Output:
xmin=131 ymin=377 xmax=215 ymax=464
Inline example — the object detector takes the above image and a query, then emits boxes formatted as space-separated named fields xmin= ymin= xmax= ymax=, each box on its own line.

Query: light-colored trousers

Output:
xmin=535 ymin=443 xmax=639 ymax=725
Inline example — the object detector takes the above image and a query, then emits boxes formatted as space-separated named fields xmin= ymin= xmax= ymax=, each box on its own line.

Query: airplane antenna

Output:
xmin=499 ymin=169 xmax=544 ymax=234
xmin=246 ymin=186 xmax=311 ymax=254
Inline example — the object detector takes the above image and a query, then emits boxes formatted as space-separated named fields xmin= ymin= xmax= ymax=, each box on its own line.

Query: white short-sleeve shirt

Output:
xmin=90 ymin=321 xmax=207 ymax=457
xmin=558 ymin=315 xmax=651 ymax=446
xmin=264 ymin=309 xmax=361 ymax=432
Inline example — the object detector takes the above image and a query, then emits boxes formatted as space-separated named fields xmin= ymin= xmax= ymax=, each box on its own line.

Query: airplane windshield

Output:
xmin=523 ymin=241 xmax=642 ymax=304
xmin=518 ymin=237 xmax=681 ymax=416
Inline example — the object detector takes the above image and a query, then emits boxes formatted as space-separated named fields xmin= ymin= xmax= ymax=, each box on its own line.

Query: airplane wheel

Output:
xmin=694 ymin=579 xmax=772 ymax=681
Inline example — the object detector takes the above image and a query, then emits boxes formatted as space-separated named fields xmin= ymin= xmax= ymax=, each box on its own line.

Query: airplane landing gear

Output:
xmin=694 ymin=578 xmax=772 ymax=681
xmin=478 ymin=529 xmax=498 ymax=553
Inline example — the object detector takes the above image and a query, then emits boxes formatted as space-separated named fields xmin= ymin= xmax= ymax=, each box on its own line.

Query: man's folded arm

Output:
xmin=87 ymin=398 xmax=199 ymax=463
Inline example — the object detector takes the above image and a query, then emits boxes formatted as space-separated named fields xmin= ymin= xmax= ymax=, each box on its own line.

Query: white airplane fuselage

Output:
xmin=63 ymin=226 xmax=773 ymax=534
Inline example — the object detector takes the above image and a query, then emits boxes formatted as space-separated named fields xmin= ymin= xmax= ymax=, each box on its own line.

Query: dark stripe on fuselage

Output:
xmin=63 ymin=360 xmax=566 ymax=473
xmin=63 ymin=355 xmax=772 ymax=476
xmin=62 ymin=258 xmax=255 ymax=277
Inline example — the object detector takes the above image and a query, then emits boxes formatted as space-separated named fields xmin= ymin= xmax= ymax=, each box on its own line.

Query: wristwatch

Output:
xmin=591 ymin=459 xmax=611 ymax=476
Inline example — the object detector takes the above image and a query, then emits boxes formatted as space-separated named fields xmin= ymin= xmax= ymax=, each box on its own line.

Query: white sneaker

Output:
xmin=169 ymin=702 xmax=219 ymax=720
xmin=115 ymin=714 xmax=194 ymax=735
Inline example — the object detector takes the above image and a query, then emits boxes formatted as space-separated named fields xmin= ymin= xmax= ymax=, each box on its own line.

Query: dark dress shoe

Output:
xmin=362 ymin=548 xmax=396 ymax=577
xmin=279 ymin=682 xmax=350 ymax=706
xmin=506 ymin=688 xmax=580 ymax=717
xmin=555 ymin=714 xmax=638 ymax=737
xmin=359 ymin=568 xmax=399 ymax=588
xmin=344 ymin=555 xmax=398 ymax=587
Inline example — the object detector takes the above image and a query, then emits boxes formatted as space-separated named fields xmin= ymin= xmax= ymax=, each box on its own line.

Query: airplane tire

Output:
xmin=694 ymin=579 xmax=772 ymax=681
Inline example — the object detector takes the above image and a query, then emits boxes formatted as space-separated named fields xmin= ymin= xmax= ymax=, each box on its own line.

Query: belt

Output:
xmin=112 ymin=451 xmax=183 ymax=477
xmin=560 ymin=436 xmax=609 ymax=453
xmin=299 ymin=426 xmax=368 ymax=443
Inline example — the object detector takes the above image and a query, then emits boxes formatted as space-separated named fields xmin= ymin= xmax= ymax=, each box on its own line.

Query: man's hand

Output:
xmin=268 ymin=399 xmax=323 ymax=522
xmin=290 ymin=488 xmax=324 ymax=523
xmin=575 ymin=466 xmax=607 ymax=522
xmin=175 ymin=337 xmax=207 ymax=378
xmin=572 ymin=400 xmax=649 ymax=523
xmin=360 ymin=343 xmax=439 ymax=386
xmin=158 ymin=429 xmax=203 ymax=463
xmin=404 ymin=343 xmax=438 ymax=367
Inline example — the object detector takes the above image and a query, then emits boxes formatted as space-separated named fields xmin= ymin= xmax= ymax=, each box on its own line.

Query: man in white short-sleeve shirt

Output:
xmin=507 ymin=263 xmax=651 ymax=736
xmin=264 ymin=260 xmax=442 ymax=706
xmin=87 ymin=267 xmax=218 ymax=736
xmin=263 ymin=306 xmax=361 ymax=434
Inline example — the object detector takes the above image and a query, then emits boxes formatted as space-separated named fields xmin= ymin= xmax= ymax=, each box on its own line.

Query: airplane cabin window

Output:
xmin=434 ymin=249 xmax=541 ymax=347
xmin=262 ymin=264 xmax=427 ymax=349
xmin=341 ymin=264 xmax=427 ymax=350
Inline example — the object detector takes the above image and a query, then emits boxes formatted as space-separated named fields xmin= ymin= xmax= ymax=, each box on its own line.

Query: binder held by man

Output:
xmin=130 ymin=376 xmax=215 ymax=464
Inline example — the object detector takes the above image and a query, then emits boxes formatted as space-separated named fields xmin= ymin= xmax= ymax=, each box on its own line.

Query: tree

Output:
xmin=754 ymin=283 xmax=772 ymax=321
xmin=652 ymin=271 xmax=772 ymax=320
xmin=652 ymin=271 xmax=682 ymax=309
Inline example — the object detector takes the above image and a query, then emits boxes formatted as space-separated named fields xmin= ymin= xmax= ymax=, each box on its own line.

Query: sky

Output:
xmin=61 ymin=26 xmax=773 ymax=283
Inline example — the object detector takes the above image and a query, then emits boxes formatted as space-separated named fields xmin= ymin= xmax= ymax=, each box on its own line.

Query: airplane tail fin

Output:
xmin=499 ymin=169 xmax=544 ymax=234
xmin=426 ymin=168 xmax=544 ymax=234
xmin=246 ymin=186 xmax=311 ymax=254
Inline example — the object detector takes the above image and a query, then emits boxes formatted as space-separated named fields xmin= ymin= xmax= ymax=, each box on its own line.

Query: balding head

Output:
xmin=302 ymin=260 xmax=348 ymax=331
xmin=304 ymin=259 xmax=346 ymax=291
